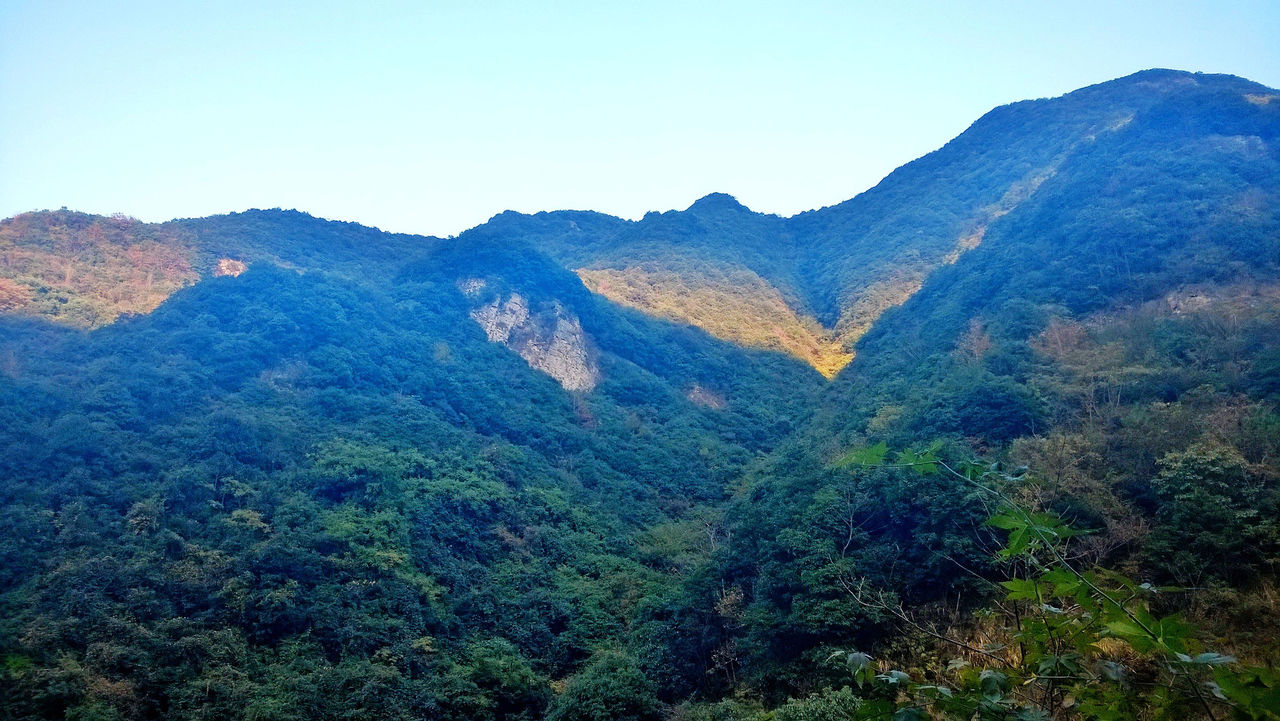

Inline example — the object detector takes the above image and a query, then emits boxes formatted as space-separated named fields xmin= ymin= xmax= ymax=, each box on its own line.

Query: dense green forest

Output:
xmin=2 ymin=69 xmax=1279 ymax=719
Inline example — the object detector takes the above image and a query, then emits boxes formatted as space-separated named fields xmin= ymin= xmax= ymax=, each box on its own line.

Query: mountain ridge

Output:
xmin=3 ymin=67 xmax=1280 ymax=720
xmin=2 ymin=68 xmax=1276 ymax=372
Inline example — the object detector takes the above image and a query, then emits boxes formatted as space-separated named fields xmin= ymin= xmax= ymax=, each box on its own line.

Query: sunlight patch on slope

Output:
xmin=577 ymin=263 xmax=852 ymax=378
xmin=0 ymin=213 xmax=199 ymax=327
xmin=942 ymin=227 xmax=986 ymax=265
xmin=834 ymin=272 xmax=925 ymax=348
xmin=834 ymin=161 xmax=1062 ymax=349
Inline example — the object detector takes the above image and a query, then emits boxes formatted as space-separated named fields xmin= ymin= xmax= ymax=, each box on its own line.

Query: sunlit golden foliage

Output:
xmin=0 ymin=211 xmax=198 ymax=327
xmin=578 ymin=262 xmax=853 ymax=378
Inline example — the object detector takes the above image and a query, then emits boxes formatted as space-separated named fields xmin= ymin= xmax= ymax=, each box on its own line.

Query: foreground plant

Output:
xmin=826 ymin=445 xmax=1280 ymax=720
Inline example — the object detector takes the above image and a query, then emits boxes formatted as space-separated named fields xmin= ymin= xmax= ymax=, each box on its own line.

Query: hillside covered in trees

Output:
xmin=1 ymin=69 xmax=1279 ymax=720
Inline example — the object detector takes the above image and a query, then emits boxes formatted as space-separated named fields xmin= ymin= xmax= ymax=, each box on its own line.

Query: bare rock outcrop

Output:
xmin=469 ymin=290 xmax=600 ymax=392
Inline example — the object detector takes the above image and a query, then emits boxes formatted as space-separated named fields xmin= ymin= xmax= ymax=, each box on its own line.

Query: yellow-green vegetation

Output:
xmin=0 ymin=208 xmax=432 ymax=330
xmin=0 ymin=211 xmax=198 ymax=327
xmin=578 ymin=263 xmax=853 ymax=378
xmin=834 ymin=271 xmax=926 ymax=348
xmin=834 ymin=161 xmax=1058 ymax=345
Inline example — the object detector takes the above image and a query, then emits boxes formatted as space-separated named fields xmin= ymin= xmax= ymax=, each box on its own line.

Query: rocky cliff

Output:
xmin=464 ymin=279 xmax=600 ymax=391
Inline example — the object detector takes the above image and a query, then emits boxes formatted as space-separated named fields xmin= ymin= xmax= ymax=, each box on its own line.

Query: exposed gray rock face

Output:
xmin=469 ymin=290 xmax=600 ymax=392
xmin=471 ymin=293 xmax=530 ymax=343
xmin=686 ymin=384 xmax=726 ymax=409
xmin=457 ymin=277 xmax=487 ymax=297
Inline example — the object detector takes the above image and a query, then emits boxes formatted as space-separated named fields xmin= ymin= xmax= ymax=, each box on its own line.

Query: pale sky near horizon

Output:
xmin=2 ymin=1 xmax=1278 ymax=237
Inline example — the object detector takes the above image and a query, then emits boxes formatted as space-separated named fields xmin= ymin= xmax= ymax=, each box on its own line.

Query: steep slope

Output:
xmin=450 ymin=70 xmax=1280 ymax=376
xmin=0 ymin=209 xmax=433 ymax=327
xmin=576 ymin=262 xmax=852 ymax=378
xmin=642 ymin=71 xmax=1280 ymax=704
xmin=0 ymin=236 xmax=824 ymax=719
xmin=451 ymin=196 xmax=849 ymax=372
xmin=2 ymin=69 xmax=1279 ymax=719
xmin=800 ymin=70 xmax=1277 ymax=335
xmin=817 ymin=68 xmax=1280 ymax=443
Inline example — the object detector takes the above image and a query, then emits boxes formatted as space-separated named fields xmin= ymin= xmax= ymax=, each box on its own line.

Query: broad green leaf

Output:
xmin=834 ymin=442 xmax=888 ymax=467
xmin=845 ymin=651 xmax=873 ymax=670
xmin=1104 ymin=620 xmax=1146 ymax=641
xmin=999 ymin=528 xmax=1031 ymax=558
xmin=987 ymin=513 xmax=1023 ymax=530
xmin=979 ymin=669 xmax=1009 ymax=699
xmin=1001 ymin=578 xmax=1039 ymax=600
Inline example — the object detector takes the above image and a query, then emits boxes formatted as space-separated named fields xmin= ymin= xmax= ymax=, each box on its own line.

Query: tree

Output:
xmin=824 ymin=445 xmax=1280 ymax=720
xmin=1146 ymin=443 xmax=1280 ymax=585
xmin=546 ymin=651 xmax=661 ymax=721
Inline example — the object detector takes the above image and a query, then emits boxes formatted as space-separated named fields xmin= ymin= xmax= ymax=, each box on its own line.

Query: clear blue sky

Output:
xmin=2 ymin=1 xmax=1277 ymax=237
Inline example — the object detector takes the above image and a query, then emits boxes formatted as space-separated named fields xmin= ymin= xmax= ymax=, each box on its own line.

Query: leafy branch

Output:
xmin=825 ymin=443 xmax=1280 ymax=720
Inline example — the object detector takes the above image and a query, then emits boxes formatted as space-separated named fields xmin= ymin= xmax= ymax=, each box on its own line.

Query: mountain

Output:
xmin=5 ymin=72 xmax=1274 ymax=375
xmin=0 ymin=231 xmax=824 ymax=719
xmin=817 ymin=68 xmax=1279 ymax=442
xmin=0 ymin=209 xmax=434 ymax=327
xmin=345 ymin=70 xmax=1280 ymax=378
xmin=1 ymin=69 xmax=1278 ymax=720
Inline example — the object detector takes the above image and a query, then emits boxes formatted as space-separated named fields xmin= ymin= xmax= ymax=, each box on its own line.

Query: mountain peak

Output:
xmin=1074 ymin=67 xmax=1274 ymax=99
xmin=687 ymin=192 xmax=751 ymax=214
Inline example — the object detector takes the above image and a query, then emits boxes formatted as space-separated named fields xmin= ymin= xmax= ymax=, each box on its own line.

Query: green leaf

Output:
xmin=979 ymin=669 xmax=1009 ymax=699
xmin=1041 ymin=568 xmax=1081 ymax=597
xmin=986 ymin=513 xmax=1023 ymax=531
xmin=896 ymin=446 xmax=939 ymax=475
xmin=846 ymin=650 xmax=874 ymax=687
xmin=1000 ymin=578 xmax=1039 ymax=600
xmin=999 ymin=527 xmax=1032 ymax=558
xmin=1190 ymin=652 xmax=1236 ymax=666
xmin=845 ymin=651 xmax=873 ymax=671
xmin=877 ymin=669 xmax=911 ymax=685
xmin=1104 ymin=620 xmax=1147 ymax=641
xmin=834 ymin=442 xmax=888 ymax=468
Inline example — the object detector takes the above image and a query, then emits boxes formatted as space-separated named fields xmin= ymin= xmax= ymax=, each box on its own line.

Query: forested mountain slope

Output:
xmin=816 ymin=67 xmax=1280 ymax=445
xmin=2 ymin=68 xmax=1279 ymax=720
xmin=675 ymin=68 xmax=1280 ymax=716
xmin=0 ymin=209 xmax=433 ymax=326
xmin=444 ymin=69 xmax=1280 ymax=376
xmin=4 ymin=71 xmax=1273 ymax=374
xmin=0 ymin=236 xmax=822 ymax=719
